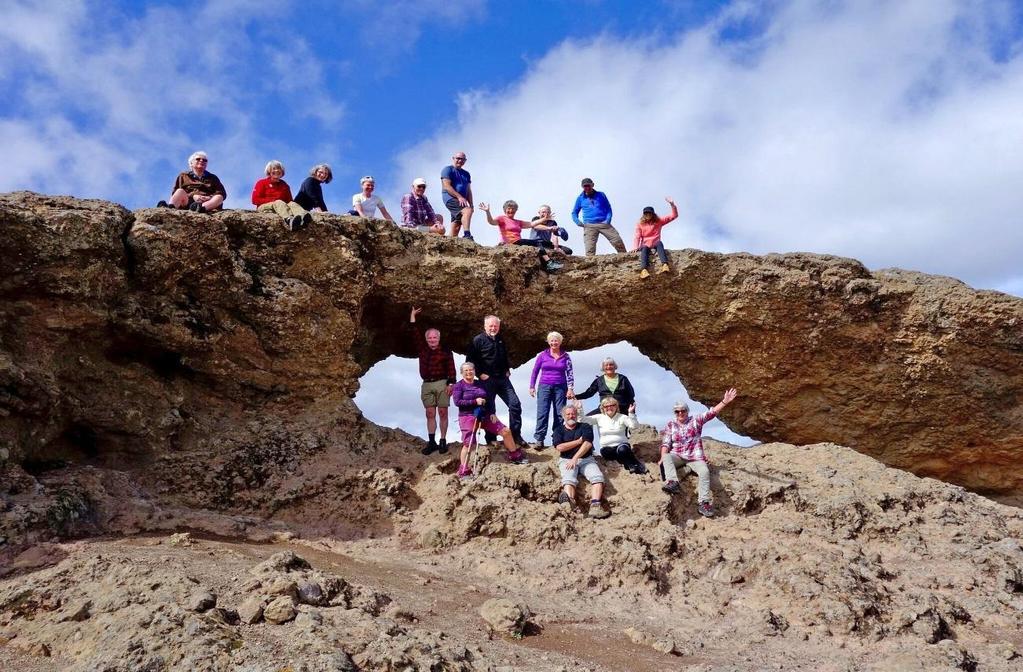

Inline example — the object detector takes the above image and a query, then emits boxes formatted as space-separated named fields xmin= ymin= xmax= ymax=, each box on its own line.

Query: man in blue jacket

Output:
xmin=571 ymin=177 xmax=626 ymax=256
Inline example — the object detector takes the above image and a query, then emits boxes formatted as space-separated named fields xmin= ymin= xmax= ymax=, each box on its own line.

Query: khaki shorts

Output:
xmin=420 ymin=379 xmax=451 ymax=408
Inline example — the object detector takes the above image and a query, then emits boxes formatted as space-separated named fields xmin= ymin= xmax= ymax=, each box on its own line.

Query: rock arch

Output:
xmin=1 ymin=193 xmax=1021 ymax=500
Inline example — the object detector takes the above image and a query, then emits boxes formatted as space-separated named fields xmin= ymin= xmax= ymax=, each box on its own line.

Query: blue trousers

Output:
xmin=533 ymin=383 xmax=567 ymax=444
xmin=639 ymin=241 xmax=668 ymax=269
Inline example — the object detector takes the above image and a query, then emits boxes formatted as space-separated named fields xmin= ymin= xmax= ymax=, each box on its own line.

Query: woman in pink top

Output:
xmin=632 ymin=196 xmax=678 ymax=278
xmin=480 ymin=200 xmax=564 ymax=273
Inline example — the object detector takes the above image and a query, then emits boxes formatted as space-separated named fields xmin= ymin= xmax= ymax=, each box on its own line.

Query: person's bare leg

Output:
xmin=438 ymin=407 xmax=449 ymax=438
xmin=501 ymin=428 xmax=516 ymax=453
xmin=169 ymin=189 xmax=189 ymax=208
xmin=199 ymin=194 xmax=224 ymax=212
xmin=564 ymin=483 xmax=576 ymax=498
xmin=425 ymin=407 xmax=437 ymax=435
xmin=591 ymin=482 xmax=604 ymax=501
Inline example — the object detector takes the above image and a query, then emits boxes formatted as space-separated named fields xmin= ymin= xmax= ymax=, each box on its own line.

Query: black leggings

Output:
xmin=600 ymin=443 xmax=643 ymax=471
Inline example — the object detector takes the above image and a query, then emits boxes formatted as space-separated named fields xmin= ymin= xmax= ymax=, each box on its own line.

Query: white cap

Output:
xmin=412 ymin=178 xmax=427 ymax=187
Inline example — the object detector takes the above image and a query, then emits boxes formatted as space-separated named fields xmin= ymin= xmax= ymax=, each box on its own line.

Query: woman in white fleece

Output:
xmin=576 ymin=397 xmax=648 ymax=474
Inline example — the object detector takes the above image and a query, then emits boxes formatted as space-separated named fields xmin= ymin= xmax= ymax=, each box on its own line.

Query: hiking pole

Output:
xmin=469 ymin=407 xmax=485 ymax=477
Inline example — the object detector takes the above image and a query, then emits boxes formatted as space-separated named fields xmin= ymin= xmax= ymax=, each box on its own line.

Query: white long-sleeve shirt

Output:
xmin=578 ymin=411 xmax=638 ymax=448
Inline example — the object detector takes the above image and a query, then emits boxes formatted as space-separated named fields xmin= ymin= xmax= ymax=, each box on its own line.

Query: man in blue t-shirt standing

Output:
xmin=571 ymin=177 xmax=626 ymax=256
xmin=441 ymin=151 xmax=474 ymax=239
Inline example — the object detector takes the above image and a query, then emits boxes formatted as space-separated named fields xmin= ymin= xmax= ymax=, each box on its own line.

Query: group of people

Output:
xmin=156 ymin=150 xmax=684 ymax=275
xmin=409 ymin=309 xmax=738 ymax=519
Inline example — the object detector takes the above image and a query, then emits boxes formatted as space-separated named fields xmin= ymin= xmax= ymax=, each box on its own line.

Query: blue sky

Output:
xmin=3 ymin=0 xmax=1022 ymax=444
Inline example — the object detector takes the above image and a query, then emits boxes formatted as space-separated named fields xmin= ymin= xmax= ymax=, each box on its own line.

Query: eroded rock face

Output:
xmin=1 ymin=191 xmax=1021 ymax=504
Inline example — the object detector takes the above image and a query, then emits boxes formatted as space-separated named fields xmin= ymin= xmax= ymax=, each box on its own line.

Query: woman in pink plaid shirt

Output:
xmin=659 ymin=388 xmax=737 ymax=518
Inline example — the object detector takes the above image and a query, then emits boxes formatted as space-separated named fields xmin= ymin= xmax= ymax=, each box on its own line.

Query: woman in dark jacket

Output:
xmin=575 ymin=357 xmax=636 ymax=416
xmin=294 ymin=164 xmax=332 ymax=212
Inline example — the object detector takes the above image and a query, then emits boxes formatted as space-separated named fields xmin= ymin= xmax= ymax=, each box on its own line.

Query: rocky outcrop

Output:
xmin=1 ymin=191 xmax=1021 ymax=506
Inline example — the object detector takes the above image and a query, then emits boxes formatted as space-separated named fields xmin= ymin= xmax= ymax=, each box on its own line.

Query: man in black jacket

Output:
xmin=466 ymin=315 xmax=523 ymax=445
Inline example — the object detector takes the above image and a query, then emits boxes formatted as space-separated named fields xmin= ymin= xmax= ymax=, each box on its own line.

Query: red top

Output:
xmin=251 ymin=177 xmax=294 ymax=206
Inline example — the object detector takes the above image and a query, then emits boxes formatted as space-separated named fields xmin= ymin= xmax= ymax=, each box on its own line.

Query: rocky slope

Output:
xmin=1 ymin=191 xmax=1023 ymax=670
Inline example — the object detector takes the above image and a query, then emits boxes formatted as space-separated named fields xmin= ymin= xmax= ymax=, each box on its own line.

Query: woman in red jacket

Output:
xmin=251 ymin=160 xmax=312 ymax=232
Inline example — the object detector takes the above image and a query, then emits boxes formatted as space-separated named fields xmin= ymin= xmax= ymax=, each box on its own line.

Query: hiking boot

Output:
xmin=662 ymin=480 xmax=681 ymax=494
xmin=558 ymin=490 xmax=573 ymax=507
xmin=421 ymin=438 xmax=437 ymax=456
xmin=156 ymin=200 xmax=169 ymax=208
xmin=188 ymin=201 xmax=204 ymax=212
xmin=630 ymin=462 xmax=649 ymax=475
xmin=528 ymin=442 xmax=544 ymax=452
xmin=290 ymin=215 xmax=304 ymax=231
xmin=657 ymin=263 xmax=670 ymax=275
xmin=545 ymin=260 xmax=563 ymax=272
xmin=462 ymin=230 xmax=474 ymax=240
xmin=302 ymin=212 xmax=313 ymax=227
xmin=558 ymin=227 xmax=569 ymax=241
xmin=588 ymin=501 xmax=611 ymax=519
xmin=639 ymin=268 xmax=650 ymax=279
xmin=437 ymin=438 xmax=448 ymax=454
xmin=506 ymin=450 xmax=529 ymax=465
xmin=698 ymin=501 xmax=715 ymax=518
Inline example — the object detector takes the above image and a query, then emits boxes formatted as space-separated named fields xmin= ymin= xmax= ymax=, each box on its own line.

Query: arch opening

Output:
xmin=355 ymin=341 xmax=755 ymax=447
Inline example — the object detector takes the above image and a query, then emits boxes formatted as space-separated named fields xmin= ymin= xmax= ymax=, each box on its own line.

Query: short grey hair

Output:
xmin=188 ymin=151 xmax=208 ymax=166
xmin=538 ymin=204 xmax=552 ymax=213
xmin=264 ymin=160 xmax=285 ymax=176
xmin=424 ymin=327 xmax=440 ymax=338
xmin=502 ymin=200 xmax=518 ymax=210
xmin=460 ymin=362 xmax=476 ymax=374
xmin=484 ymin=315 xmax=500 ymax=326
xmin=601 ymin=357 xmax=617 ymax=368
xmin=561 ymin=404 xmax=579 ymax=417
xmin=600 ymin=397 xmax=620 ymax=409
xmin=360 ymin=175 xmax=375 ymax=185
xmin=310 ymin=164 xmax=333 ymax=183
xmin=673 ymin=400 xmax=690 ymax=413
xmin=546 ymin=331 xmax=563 ymax=343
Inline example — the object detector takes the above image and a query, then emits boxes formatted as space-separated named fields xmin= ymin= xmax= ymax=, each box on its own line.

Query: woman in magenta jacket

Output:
xmin=528 ymin=331 xmax=574 ymax=450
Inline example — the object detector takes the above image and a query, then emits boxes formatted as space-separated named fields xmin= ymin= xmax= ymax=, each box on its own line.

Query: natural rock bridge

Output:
xmin=1 ymin=192 xmax=1021 ymax=501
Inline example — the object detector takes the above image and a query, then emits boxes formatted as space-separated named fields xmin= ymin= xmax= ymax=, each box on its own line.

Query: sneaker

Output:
xmin=661 ymin=480 xmax=681 ymax=494
xmin=462 ymin=231 xmax=474 ymax=240
xmin=156 ymin=200 xmax=169 ymax=208
xmin=558 ymin=227 xmax=569 ymax=241
xmin=457 ymin=464 xmax=473 ymax=480
xmin=588 ymin=502 xmax=611 ymax=519
xmin=639 ymin=268 xmax=650 ymax=279
xmin=506 ymin=450 xmax=529 ymax=465
xmin=302 ymin=212 xmax=313 ymax=227
xmin=558 ymin=491 xmax=572 ymax=506
xmin=657 ymin=263 xmax=670 ymax=275
xmin=698 ymin=501 xmax=715 ymax=518
xmin=188 ymin=201 xmax=204 ymax=212
xmin=437 ymin=439 xmax=448 ymax=454
xmin=421 ymin=438 xmax=437 ymax=456
xmin=544 ymin=261 xmax=563 ymax=272
xmin=528 ymin=442 xmax=544 ymax=452
xmin=290 ymin=215 xmax=304 ymax=231
xmin=630 ymin=462 xmax=649 ymax=475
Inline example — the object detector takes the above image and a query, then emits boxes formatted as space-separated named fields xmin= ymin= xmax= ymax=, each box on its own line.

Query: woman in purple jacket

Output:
xmin=528 ymin=331 xmax=574 ymax=451
xmin=452 ymin=362 xmax=529 ymax=479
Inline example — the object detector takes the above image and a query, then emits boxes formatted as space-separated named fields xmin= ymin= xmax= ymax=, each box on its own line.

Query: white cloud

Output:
xmin=390 ymin=0 xmax=1023 ymax=293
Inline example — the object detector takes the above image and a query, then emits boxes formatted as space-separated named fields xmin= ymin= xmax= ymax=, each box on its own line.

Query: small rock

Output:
xmin=186 ymin=590 xmax=217 ymax=613
xmin=205 ymin=608 xmax=239 ymax=625
xmin=480 ymin=598 xmax=528 ymax=637
xmin=319 ymin=652 xmax=357 ymax=671
xmin=295 ymin=610 xmax=323 ymax=628
xmin=652 ymin=638 xmax=677 ymax=655
xmin=296 ymin=580 xmax=324 ymax=605
xmin=237 ymin=596 xmax=265 ymax=625
xmin=251 ymin=551 xmax=310 ymax=576
xmin=263 ymin=596 xmax=297 ymax=624
xmin=266 ymin=577 xmax=299 ymax=599
xmin=168 ymin=532 xmax=192 ymax=547
xmin=56 ymin=599 xmax=92 ymax=623
xmin=623 ymin=627 xmax=652 ymax=645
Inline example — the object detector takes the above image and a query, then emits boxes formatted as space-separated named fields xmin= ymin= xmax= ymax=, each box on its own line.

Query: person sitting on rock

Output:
xmin=576 ymin=397 xmax=647 ymax=474
xmin=349 ymin=175 xmax=394 ymax=221
xmin=575 ymin=357 xmax=636 ymax=417
xmin=410 ymin=307 xmax=455 ymax=456
xmin=530 ymin=204 xmax=572 ymax=255
xmin=452 ymin=362 xmax=529 ymax=478
xmin=400 ymin=178 xmax=445 ymax=234
xmin=660 ymin=389 xmax=738 ymax=518
xmin=479 ymin=200 xmax=563 ymax=273
xmin=294 ymin=164 xmax=332 ymax=213
xmin=251 ymin=160 xmax=312 ymax=232
xmin=158 ymin=150 xmax=226 ymax=213
xmin=633 ymin=197 xmax=678 ymax=278
xmin=553 ymin=403 xmax=610 ymax=518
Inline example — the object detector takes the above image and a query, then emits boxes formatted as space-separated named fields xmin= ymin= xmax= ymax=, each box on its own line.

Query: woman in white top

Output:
xmin=577 ymin=397 xmax=648 ymax=474
xmin=350 ymin=175 xmax=393 ymax=220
